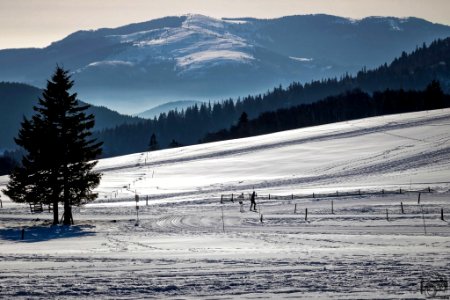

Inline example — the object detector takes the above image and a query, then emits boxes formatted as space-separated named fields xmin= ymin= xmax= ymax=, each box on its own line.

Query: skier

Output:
xmin=250 ymin=191 xmax=257 ymax=211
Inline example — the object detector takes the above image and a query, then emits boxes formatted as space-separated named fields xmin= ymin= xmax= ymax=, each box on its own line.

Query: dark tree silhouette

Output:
xmin=168 ymin=139 xmax=183 ymax=148
xmin=149 ymin=133 xmax=159 ymax=151
xmin=3 ymin=67 xmax=102 ymax=225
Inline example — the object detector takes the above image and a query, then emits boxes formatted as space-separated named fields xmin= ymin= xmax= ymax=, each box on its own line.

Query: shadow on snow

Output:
xmin=0 ymin=224 xmax=95 ymax=242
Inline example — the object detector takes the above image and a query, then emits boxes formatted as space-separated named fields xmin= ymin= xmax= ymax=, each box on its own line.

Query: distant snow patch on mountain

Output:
xmin=222 ymin=19 xmax=249 ymax=24
xmin=101 ymin=14 xmax=254 ymax=72
xmin=290 ymin=56 xmax=313 ymax=62
xmin=177 ymin=50 xmax=254 ymax=70
xmin=87 ymin=60 xmax=135 ymax=67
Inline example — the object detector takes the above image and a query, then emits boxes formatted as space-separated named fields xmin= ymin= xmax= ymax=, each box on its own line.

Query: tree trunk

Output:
xmin=52 ymin=199 xmax=59 ymax=225
xmin=63 ymin=202 xmax=73 ymax=225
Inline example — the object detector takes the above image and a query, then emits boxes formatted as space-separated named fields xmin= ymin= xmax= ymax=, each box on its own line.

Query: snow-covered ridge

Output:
xmin=103 ymin=14 xmax=254 ymax=72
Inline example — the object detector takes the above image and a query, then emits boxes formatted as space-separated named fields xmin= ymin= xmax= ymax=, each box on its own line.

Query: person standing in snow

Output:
xmin=238 ymin=193 xmax=245 ymax=212
xmin=250 ymin=191 xmax=257 ymax=211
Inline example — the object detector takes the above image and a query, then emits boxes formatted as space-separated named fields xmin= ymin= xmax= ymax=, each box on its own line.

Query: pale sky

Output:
xmin=1 ymin=0 xmax=449 ymax=50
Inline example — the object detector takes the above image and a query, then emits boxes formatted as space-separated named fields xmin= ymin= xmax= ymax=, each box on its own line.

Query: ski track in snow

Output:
xmin=1 ymin=110 xmax=450 ymax=298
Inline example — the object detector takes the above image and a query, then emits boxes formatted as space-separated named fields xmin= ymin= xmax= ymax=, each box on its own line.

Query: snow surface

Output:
xmin=0 ymin=109 xmax=449 ymax=298
xmin=105 ymin=14 xmax=254 ymax=73
xmin=290 ymin=56 xmax=314 ymax=62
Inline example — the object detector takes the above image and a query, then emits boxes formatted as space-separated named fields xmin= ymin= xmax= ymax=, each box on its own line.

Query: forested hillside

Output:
xmin=96 ymin=38 xmax=450 ymax=157
xmin=202 ymin=81 xmax=449 ymax=142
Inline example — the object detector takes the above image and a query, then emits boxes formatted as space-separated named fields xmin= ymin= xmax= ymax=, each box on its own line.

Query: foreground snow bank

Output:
xmin=0 ymin=109 xmax=449 ymax=299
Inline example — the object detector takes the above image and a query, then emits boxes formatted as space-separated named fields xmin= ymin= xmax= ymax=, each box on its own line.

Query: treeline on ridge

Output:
xmin=202 ymin=81 xmax=449 ymax=142
xmin=96 ymin=38 xmax=450 ymax=157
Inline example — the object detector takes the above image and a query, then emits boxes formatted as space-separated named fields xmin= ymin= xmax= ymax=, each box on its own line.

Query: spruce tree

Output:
xmin=149 ymin=133 xmax=159 ymax=151
xmin=3 ymin=67 xmax=102 ymax=225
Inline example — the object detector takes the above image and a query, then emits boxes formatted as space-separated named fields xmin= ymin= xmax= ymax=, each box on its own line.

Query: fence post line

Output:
xmin=418 ymin=192 xmax=421 ymax=204
xmin=313 ymin=192 xmax=315 ymax=198
xmin=401 ymin=202 xmax=404 ymax=214
xmin=269 ymin=194 xmax=271 ymax=200
xmin=146 ymin=195 xmax=148 ymax=206
xmin=305 ymin=208 xmax=308 ymax=221
xmin=441 ymin=208 xmax=445 ymax=221
xmin=331 ymin=200 xmax=334 ymax=214
xmin=294 ymin=204 xmax=297 ymax=214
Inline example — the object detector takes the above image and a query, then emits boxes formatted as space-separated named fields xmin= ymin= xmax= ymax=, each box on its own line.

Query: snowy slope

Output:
xmin=0 ymin=110 xmax=449 ymax=299
xmin=93 ymin=108 xmax=450 ymax=202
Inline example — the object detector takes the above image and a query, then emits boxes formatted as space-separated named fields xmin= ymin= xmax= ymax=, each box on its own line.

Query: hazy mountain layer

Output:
xmin=1 ymin=14 xmax=449 ymax=113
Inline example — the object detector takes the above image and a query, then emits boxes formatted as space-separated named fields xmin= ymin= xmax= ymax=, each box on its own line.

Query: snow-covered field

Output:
xmin=1 ymin=109 xmax=450 ymax=299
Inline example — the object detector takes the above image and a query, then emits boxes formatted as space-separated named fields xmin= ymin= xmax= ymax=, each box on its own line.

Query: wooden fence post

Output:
xmin=231 ymin=193 xmax=234 ymax=202
xmin=313 ymin=192 xmax=315 ymax=198
xmin=0 ymin=198 xmax=2 ymax=208
xmin=291 ymin=194 xmax=294 ymax=200
xmin=305 ymin=208 xmax=308 ymax=221
xmin=331 ymin=200 xmax=334 ymax=214
xmin=260 ymin=214 xmax=263 ymax=223
xmin=294 ymin=204 xmax=297 ymax=214
xmin=146 ymin=195 xmax=148 ymax=206
xmin=269 ymin=194 xmax=271 ymax=200
xmin=401 ymin=202 xmax=404 ymax=214
xmin=386 ymin=208 xmax=389 ymax=221
xmin=441 ymin=208 xmax=445 ymax=221
xmin=221 ymin=206 xmax=225 ymax=233
xmin=420 ymin=205 xmax=427 ymax=235
xmin=399 ymin=188 xmax=402 ymax=194
xmin=21 ymin=228 xmax=25 ymax=240
xmin=418 ymin=192 xmax=421 ymax=204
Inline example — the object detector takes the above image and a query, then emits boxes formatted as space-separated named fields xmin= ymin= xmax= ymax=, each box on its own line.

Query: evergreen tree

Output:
xmin=236 ymin=111 xmax=250 ymax=137
xmin=3 ymin=67 xmax=102 ymax=225
xmin=168 ymin=139 xmax=183 ymax=148
xmin=149 ymin=133 xmax=159 ymax=151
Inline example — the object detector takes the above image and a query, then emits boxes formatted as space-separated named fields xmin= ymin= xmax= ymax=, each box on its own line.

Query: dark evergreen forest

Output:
xmin=96 ymin=38 xmax=450 ymax=157
xmin=202 ymin=81 xmax=449 ymax=142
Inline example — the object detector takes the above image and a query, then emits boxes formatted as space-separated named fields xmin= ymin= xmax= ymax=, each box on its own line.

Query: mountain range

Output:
xmin=1 ymin=14 xmax=450 ymax=113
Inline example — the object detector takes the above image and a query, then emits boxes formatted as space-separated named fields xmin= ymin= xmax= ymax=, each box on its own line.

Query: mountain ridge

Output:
xmin=136 ymin=100 xmax=204 ymax=119
xmin=1 ymin=14 xmax=450 ymax=113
